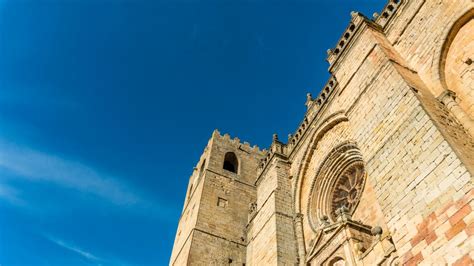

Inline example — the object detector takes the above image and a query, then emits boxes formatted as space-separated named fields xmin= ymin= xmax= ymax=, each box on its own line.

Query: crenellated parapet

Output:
xmin=187 ymin=129 xmax=265 ymax=189
xmin=374 ymin=0 xmax=404 ymax=29
xmin=211 ymin=129 xmax=265 ymax=155
xmin=326 ymin=12 xmax=372 ymax=69
xmin=326 ymin=0 xmax=404 ymax=72
xmin=256 ymin=75 xmax=339 ymax=177
xmin=287 ymin=76 xmax=338 ymax=153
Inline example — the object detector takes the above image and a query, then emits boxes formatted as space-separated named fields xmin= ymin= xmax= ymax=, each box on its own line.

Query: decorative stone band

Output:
xmin=307 ymin=141 xmax=366 ymax=232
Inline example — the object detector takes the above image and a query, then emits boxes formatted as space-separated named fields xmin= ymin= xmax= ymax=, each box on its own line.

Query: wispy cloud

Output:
xmin=0 ymin=182 xmax=26 ymax=207
xmin=44 ymin=234 xmax=133 ymax=266
xmin=0 ymin=140 xmax=144 ymax=207
xmin=44 ymin=234 xmax=103 ymax=264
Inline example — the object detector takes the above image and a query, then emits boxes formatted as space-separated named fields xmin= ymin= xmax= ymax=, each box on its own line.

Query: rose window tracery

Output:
xmin=307 ymin=142 xmax=366 ymax=231
xmin=330 ymin=163 xmax=365 ymax=219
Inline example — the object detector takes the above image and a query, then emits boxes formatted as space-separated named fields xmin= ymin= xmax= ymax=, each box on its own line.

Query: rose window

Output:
xmin=330 ymin=164 xmax=365 ymax=219
xmin=307 ymin=142 xmax=367 ymax=231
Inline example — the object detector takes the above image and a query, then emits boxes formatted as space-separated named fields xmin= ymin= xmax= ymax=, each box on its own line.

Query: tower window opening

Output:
xmin=223 ymin=152 xmax=238 ymax=174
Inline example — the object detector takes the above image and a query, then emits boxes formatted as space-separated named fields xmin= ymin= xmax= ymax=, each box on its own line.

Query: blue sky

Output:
xmin=0 ymin=0 xmax=385 ymax=265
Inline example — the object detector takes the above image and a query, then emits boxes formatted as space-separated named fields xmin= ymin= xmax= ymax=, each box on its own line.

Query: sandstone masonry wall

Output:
xmin=171 ymin=1 xmax=474 ymax=265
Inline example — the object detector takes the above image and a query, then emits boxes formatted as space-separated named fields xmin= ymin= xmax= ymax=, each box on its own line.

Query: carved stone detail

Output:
xmin=248 ymin=202 xmax=258 ymax=222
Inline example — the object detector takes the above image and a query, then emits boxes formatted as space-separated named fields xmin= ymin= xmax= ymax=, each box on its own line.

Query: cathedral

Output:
xmin=170 ymin=0 xmax=474 ymax=265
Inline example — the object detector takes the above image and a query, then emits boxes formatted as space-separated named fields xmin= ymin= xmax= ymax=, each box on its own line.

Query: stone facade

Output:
xmin=170 ymin=1 xmax=474 ymax=265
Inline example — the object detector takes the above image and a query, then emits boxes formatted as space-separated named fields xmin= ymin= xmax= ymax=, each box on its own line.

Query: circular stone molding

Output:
xmin=307 ymin=141 xmax=366 ymax=231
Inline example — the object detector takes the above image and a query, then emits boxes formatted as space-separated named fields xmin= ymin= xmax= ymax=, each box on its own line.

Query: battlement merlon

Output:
xmin=210 ymin=129 xmax=266 ymax=155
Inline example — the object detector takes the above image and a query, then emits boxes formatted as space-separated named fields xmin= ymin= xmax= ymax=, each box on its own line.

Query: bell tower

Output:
xmin=170 ymin=130 xmax=265 ymax=265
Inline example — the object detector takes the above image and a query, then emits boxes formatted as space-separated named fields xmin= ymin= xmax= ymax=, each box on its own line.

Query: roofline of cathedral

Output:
xmin=256 ymin=0 xmax=407 ymax=175
xmin=202 ymin=0 xmax=407 ymax=178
